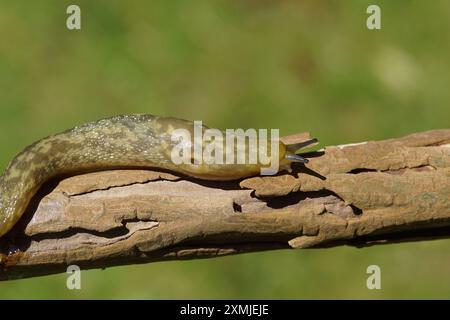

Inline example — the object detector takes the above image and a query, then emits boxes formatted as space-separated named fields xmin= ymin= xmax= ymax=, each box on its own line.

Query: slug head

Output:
xmin=280 ymin=138 xmax=318 ymax=168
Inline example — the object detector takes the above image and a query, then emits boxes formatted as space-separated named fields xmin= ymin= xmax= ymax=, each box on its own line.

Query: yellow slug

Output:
xmin=0 ymin=114 xmax=316 ymax=238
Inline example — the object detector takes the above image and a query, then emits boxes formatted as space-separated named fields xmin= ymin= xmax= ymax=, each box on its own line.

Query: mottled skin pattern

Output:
xmin=0 ymin=114 xmax=294 ymax=238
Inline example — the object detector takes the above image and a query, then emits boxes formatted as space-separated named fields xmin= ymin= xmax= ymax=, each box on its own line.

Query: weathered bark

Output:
xmin=0 ymin=129 xmax=449 ymax=281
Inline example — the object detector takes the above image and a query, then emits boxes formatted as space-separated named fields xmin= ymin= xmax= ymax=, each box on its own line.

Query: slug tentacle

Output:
xmin=284 ymin=154 xmax=309 ymax=163
xmin=0 ymin=114 xmax=317 ymax=238
xmin=285 ymin=138 xmax=318 ymax=153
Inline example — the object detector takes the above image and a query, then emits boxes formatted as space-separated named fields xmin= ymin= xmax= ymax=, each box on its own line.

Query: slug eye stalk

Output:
xmin=285 ymin=138 xmax=318 ymax=152
xmin=283 ymin=138 xmax=319 ymax=164
xmin=285 ymin=153 xmax=309 ymax=163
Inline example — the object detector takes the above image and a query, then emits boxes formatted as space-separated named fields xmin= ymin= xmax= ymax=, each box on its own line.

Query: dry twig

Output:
xmin=1 ymin=130 xmax=449 ymax=280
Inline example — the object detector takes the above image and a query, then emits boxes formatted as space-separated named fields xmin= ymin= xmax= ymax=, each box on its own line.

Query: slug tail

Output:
xmin=0 ymin=174 xmax=12 ymax=238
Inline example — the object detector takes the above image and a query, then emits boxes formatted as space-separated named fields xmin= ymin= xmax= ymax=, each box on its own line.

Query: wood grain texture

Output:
xmin=1 ymin=129 xmax=449 ymax=280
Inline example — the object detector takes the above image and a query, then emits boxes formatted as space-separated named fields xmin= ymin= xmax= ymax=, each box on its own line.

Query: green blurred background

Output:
xmin=0 ymin=0 xmax=449 ymax=299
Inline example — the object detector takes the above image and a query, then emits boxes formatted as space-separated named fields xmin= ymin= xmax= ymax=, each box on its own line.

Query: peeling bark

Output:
xmin=1 ymin=129 xmax=449 ymax=281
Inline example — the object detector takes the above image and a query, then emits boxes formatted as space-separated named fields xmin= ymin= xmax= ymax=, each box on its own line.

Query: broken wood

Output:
xmin=1 ymin=129 xmax=449 ymax=281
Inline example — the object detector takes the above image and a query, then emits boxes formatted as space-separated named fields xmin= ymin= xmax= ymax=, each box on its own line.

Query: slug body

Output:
xmin=0 ymin=114 xmax=315 ymax=238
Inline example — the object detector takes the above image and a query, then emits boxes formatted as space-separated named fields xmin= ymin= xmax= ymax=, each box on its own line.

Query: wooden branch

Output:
xmin=1 ymin=129 xmax=449 ymax=281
